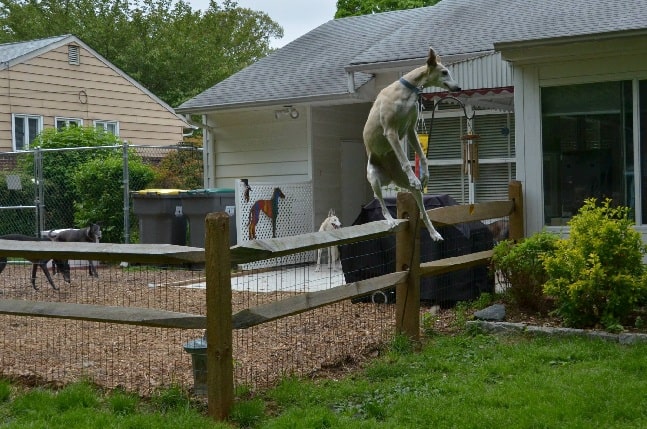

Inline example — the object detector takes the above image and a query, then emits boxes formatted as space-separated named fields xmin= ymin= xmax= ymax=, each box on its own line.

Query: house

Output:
xmin=175 ymin=0 xmax=647 ymax=242
xmin=0 ymin=34 xmax=188 ymax=152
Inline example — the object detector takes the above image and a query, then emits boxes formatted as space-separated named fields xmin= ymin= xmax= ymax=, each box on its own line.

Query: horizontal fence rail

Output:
xmin=0 ymin=180 xmax=524 ymax=422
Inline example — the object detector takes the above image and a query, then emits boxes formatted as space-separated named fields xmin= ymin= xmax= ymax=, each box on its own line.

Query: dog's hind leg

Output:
xmin=29 ymin=263 xmax=40 ymax=290
xmin=88 ymin=261 xmax=98 ymax=277
xmin=315 ymin=248 xmax=323 ymax=272
xmin=38 ymin=261 xmax=59 ymax=290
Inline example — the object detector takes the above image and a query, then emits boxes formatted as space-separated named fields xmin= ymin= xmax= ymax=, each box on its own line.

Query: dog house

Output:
xmin=340 ymin=194 xmax=495 ymax=306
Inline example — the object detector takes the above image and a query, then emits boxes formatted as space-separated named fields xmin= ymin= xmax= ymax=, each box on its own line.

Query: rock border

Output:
xmin=467 ymin=320 xmax=647 ymax=345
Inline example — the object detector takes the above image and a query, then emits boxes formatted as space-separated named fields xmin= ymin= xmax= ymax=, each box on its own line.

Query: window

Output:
xmin=94 ymin=120 xmax=119 ymax=136
xmin=55 ymin=117 xmax=82 ymax=130
xmin=421 ymin=111 xmax=516 ymax=204
xmin=12 ymin=114 xmax=43 ymax=151
xmin=542 ymin=81 xmax=634 ymax=225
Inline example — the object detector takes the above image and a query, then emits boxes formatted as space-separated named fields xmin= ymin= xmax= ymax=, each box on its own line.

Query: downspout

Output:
xmin=184 ymin=114 xmax=216 ymax=189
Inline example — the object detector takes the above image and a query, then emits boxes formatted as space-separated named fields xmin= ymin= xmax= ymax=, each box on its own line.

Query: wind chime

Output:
xmin=424 ymin=95 xmax=479 ymax=183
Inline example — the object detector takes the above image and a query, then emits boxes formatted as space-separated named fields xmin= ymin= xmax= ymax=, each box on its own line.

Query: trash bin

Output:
xmin=179 ymin=188 xmax=236 ymax=248
xmin=183 ymin=337 xmax=207 ymax=395
xmin=132 ymin=189 xmax=187 ymax=245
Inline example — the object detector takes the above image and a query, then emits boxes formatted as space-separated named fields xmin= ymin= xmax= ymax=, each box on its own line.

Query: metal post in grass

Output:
xmin=395 ymin=192 xmax=421 ymax=344
xmin=205 ymin=212 xmax=233 ymax=420
xmin=508 ymin=180 xmax=524 ymax=241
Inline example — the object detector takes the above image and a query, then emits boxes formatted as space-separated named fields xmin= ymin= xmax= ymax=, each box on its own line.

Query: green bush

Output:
xmin=491 ymin=231 xmax=559 ymax=312
xmin=543 ymin=198 xmax=647 ymax=330
xmin=20 ymin=126 xmax=121 ymax=230
xmin=72 ymin=153 xmax=155 ymax=243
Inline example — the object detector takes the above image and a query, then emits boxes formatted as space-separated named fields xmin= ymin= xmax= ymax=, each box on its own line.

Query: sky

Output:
xmin=185 ymin=0 xmax=338 ymax=48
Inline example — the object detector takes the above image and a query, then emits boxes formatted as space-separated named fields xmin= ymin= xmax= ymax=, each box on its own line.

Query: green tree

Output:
xmin=0 ymin=0 xmax=283 ymax=107
xmin=335 ymin=0 xmax=442 ymax=18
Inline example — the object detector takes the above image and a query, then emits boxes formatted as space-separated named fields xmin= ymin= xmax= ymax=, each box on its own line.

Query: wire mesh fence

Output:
xmin=0 ymin=144 xmax=203 ymax=242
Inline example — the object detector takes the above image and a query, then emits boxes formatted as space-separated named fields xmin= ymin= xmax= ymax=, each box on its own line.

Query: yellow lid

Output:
xmin=135 ymin=189 xmax=187 ymax=195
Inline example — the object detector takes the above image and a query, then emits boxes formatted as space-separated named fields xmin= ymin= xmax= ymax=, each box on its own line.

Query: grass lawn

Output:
xmin=1 ymin=331 xmax=646 ymax=428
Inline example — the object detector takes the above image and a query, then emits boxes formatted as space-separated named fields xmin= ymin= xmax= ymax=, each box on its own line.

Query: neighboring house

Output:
xmin=0 ymin=34 xmax=188 ymax=152
xmin=176 ymin=0 xmax=647 ymax=242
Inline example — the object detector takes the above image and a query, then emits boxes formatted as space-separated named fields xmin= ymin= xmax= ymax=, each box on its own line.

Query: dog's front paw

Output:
xmin=407 ymin=174 xmax=422 ymax=190
xmin=428 ymin=229 xmax=443 ymax=241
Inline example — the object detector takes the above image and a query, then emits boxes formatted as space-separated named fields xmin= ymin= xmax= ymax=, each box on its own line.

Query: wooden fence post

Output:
xmin=508 ymin=180 xmax=524 ymax=241
xmin=395 ymin=192 xmax=421 ymax=344
xmin=205 ymin=212 xmax=233 ymax=420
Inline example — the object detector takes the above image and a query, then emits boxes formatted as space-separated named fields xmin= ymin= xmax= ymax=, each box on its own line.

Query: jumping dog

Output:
xmin=314 ymin=209 xmax=342 ymax=272
xmin=49 ymin=223 xmax=101 ymax=277
xmin=0 ymin=234 xmax=71 ymax=290
xmin=362 ymin=47 xmax=460 ymax=241
xmin=247 ymin=188 xmax=285 ymax=240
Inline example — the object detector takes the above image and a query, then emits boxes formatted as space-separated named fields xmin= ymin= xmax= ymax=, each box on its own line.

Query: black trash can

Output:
xmin=132 ymin=189 xmax=187 ymax=245
xmin=183 ymin=337 xmax=207 ymax=395
xmin=179 ymin=188 xmax=236 ymax=248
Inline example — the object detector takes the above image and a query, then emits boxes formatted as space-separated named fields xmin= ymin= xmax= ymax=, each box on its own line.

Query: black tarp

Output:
xmin=340 ymin=195 xmax=495 ymax=307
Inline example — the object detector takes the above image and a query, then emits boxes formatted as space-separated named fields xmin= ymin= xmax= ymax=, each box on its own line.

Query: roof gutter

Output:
xmin=496 ymin=29 xmax=647 ymax=63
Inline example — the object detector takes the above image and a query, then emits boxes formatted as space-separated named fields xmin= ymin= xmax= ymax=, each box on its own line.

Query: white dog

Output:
xmin=362 ymin=47 xmax=460 ymax=241
xmin=315 ymin=209 xmax=342 ymax=272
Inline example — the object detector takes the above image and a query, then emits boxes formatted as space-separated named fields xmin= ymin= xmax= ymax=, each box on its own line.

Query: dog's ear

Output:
xmin=427 ymin=47 xmax=438 ymax=68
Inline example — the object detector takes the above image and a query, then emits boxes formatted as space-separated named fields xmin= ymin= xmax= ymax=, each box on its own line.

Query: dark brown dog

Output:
xmin=0 ymin=234 xmax=71 ymax=290
xmin=49 ymin=223 xmax=101 ymax=277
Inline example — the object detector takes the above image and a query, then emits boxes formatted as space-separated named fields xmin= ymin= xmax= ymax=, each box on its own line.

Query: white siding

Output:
xmin=428 ymin=52 xmax=514 ymax=92
xmin=207 ymin=108 xmax=309 ymax=188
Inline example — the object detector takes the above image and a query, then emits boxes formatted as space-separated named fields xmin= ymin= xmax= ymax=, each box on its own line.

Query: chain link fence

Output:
xmin=0 ymin=143 xmax=203 ymax=242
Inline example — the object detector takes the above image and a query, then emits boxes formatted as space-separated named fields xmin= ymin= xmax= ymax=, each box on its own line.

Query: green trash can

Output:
xmin=132 ymin=189 xmax=187 ymax=245
xmin=183 ymin=338 xmax=207 ymax=395
xmin=179 ymin=188 xmax=236 ymax=248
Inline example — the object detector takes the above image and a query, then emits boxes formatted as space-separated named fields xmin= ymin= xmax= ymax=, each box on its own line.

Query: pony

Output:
xmin=248 ymin=187 xmax=285 ymax=239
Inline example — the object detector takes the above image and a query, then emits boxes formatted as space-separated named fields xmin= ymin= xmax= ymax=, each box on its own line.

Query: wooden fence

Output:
xmin=0 ymin=181 xmax=523 ymax=421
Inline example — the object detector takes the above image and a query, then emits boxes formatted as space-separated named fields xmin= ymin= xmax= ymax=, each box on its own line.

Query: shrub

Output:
xmin=150 ymin=145 xmax=203 ymax=190
xmin=491 ymin=231 xmax=558 ymax=312
xmin=73 ymin=153 xmax=155 ymax=243
xmin=543 ymin=198 xmax=647 ymax=330
xmin=21 ymin=126 xmax=122 ymax=230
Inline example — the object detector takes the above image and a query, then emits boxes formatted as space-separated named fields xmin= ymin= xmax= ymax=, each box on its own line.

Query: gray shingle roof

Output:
xmin=176 ymin=0 xmax=647 ymax=113
xmin=0 ymin=35 xmax=69 ymax=65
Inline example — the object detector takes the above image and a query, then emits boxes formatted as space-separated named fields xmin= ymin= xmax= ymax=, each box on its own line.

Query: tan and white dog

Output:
xmin=314 ymin=209 xmax=342 ymax=272
xmin=362 ymin=47 xmax=460 ymax=241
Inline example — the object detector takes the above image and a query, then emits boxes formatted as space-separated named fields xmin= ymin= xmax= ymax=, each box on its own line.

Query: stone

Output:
xmin=474 ymin=304 xmax=506 ymax=321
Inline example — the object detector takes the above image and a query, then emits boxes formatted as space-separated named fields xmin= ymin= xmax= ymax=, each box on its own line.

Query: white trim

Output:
xmin=93 ymin=120 xmax=120 ymax=136
xmin=11 ymin=113 xmax=43 ymax=151
xmin=633 ymin=79 xmax=642 ymax=224
xmin=55 ymin=117 xmax=83 ymax=129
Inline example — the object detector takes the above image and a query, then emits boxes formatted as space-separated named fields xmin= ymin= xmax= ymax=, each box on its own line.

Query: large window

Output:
xmin=12 ymin=114 xmax=43 ymax=151
xmin=542 ymin=81 xmax=633 ymax=225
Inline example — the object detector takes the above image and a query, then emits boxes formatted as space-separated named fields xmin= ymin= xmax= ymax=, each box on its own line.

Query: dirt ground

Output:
xmin=0 ymin=263 xmax=396 ymax=395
